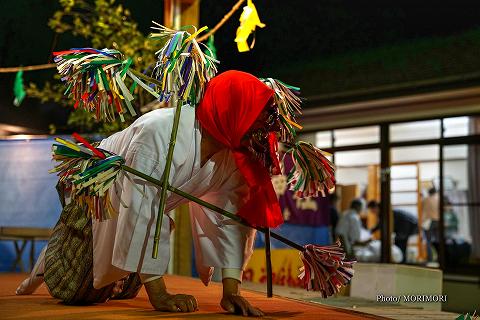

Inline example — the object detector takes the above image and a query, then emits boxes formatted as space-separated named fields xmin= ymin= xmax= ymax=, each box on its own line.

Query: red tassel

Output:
xmin=268 ymin=132 xmax=281 ymax=175
xmin=72 ymin=132 xmax=106 ymax=159
xmin=299 ymin=241 xmax=356 ymax=298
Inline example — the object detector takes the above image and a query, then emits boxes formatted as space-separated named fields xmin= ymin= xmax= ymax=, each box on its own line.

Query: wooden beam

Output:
xmin=180 ymin=0 xmax=200 ymax=27
xmin=164 ymin=0 xmax=174 ymax=28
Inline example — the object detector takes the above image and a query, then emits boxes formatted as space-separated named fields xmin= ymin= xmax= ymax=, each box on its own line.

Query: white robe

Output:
xmin=92 ymin=105 xmax=255 ymax=289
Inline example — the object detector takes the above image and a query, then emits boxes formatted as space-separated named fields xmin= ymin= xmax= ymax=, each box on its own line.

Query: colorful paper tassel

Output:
xmin=261 ymin=78 xmax=303 ymax=142
xmin=299 ymin=242 xmax=356 ymax=297
xmin=150 ymin=23 xmax=218 ymax=105
xmin=260 ymin=77 xmax=335 ymax=197
xmin=285 ymin=141 xmax=336 ymax=198
xmin=50 ymin=134 xmax=125 ymax=220
xmin=53 ymin=48 xmax=159 ymax=122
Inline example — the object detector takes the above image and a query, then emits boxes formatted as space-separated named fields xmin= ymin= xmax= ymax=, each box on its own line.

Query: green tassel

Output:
xmin=207 ymin=35 xmax=217 ymax=59
xmin=13 ymin=69 xmax=26 ymax=107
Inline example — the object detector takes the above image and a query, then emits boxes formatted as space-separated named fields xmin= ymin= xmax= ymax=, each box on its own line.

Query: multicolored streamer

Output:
xmin=261 ymin=78 xmax=302 ymax=142
xmin=50 ymin=134 xmax=124 ymax=220
xmin=150 ymin=23 xmax=219 ymax=105
xmin=53 ymin=48 xmax=158 ymax=122
xmin=284 ymin=141 xmax=336 ymax=198
xmin=299 ymin=242 xmax=356 ymax=297
xmin=259 ymin=78 xmax=334 ymax=198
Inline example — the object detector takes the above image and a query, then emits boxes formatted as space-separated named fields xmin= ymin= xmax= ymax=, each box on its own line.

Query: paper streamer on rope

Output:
xmin=299 ymin=242 xmax=356 ymax=297
xmin=53 ymin=48 xmax=160 ymax=122
xmin=235 ymin=0 xmax=265 ymax=52
xmin=206 ymin=35 xmax=217 ymax=60
xmin=150 ymin=23 xmax=219 ymax=105
xmin=284 ymin=141 xmax=336 ymax=198
xmin=50 ymin=133 xmax=125 ymax=220
xmin=13 ymin=69 xmax=26 ymax=106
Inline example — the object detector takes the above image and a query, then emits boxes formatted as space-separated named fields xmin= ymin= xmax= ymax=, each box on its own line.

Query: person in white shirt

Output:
xmin=335 ymin=199 xmax=365 ymax=255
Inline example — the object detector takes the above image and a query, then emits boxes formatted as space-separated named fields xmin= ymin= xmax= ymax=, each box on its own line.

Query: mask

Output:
xmin=243 ymin=105 xmax=282 ymax=175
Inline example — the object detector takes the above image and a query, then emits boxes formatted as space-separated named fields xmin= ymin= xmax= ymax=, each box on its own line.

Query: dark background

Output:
xmin=2 ymin=0 xmax=480 ymax=132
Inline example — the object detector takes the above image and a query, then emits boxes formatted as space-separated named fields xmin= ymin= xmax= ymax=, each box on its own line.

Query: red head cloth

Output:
xmin=196 ymin=70 xmax=283 ymax=228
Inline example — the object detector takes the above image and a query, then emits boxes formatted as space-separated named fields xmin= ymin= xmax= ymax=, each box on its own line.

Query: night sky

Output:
xmin=200 ymin=0 xmax=480 ymax=77
xmin=1 ymin=0 xmax=480 ymax=132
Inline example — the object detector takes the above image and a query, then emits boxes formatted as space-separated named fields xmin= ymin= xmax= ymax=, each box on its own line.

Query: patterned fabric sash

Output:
xmin=44 ymin=200 xmax=141 ymax=304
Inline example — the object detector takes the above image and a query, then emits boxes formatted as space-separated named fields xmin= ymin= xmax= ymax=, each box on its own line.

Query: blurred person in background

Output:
xmin=422 ymin=187 xmax=440 ymax=262
xmin=368 ymin=201 xmax=418 ymax=263
xmin=329 ymin=193 xmax=340 ymax=242
xmin=335 ymin=199 xmax=365 ymax=256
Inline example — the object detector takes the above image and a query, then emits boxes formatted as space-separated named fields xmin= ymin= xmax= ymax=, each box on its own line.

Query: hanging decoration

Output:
xmin=234 ymin=0 xmax=265 ymax=52
xmin=206 ymin=35 xmax=217 ymax=59
xmin=13 ymin=69 xmax=26 ymax=106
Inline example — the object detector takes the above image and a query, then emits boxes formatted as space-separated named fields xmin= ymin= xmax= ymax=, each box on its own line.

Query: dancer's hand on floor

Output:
xmin=144 ymin=277 xmax=198 ymax=312
xmin=221 ymin=293 xmax=264 ymax=317
xmin=221 ymin=278 xmax=264 ymax=317
xmin=152 ymin=292 xmax=198 ymax=312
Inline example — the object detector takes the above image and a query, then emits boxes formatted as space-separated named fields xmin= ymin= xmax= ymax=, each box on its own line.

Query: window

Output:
xmin=333 ymin=126 xmax=379 ymax=147
xmin=391 ymin=145 xmax=439 ymax=162
xmin=442 ymin=144 xmax=479 ymax=270
xmin=335 ymin=149 xmax=380 ymax=167
xmin=443 ymin=117 xmax=469 ymax=138
xmin=310 ymin=115 xmax=480 ymax=271
xmin=390 ymin=120 xmax=441 ymax=142
xmin=314 ymin=131 xmax=332 ymax=148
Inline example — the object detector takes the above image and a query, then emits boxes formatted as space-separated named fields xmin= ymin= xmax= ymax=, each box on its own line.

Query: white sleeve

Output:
xmin=189 ymin=202 xmax=255 ymax=264
xmin=350 ymin=214 xmax=362 ymax=243
xmin=189 ymin=171 xmax=255 ymax=284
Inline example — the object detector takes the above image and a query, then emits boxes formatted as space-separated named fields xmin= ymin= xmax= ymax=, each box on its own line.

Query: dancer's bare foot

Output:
xmin=16 ymin=247 xmax=47 ymax=295
xmin=16 ymin=275 xmax=44 ymax=295
xmin=144 ymin=277 xmax=198 ymax=312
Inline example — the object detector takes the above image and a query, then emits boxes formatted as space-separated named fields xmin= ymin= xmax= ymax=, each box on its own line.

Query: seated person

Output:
xmin=335 ymin=199 xmax=369 ymax=256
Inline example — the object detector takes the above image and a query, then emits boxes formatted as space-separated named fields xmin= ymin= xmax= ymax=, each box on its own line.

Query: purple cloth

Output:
xmin=276 ymin=154 xmax=331 ymax=227
xmin=278 ymin=190 xmax=330 ymax=226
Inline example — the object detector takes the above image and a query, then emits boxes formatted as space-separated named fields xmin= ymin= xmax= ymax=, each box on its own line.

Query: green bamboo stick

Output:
xmin=121 ymin=165 xmax=305 ymax=252
xmin=152 ymin=100 xmax=184 ymax=259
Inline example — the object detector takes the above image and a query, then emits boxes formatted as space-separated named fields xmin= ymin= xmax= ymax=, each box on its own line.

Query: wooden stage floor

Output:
xmin=0 ymin=273 xmax=388 ymax=319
